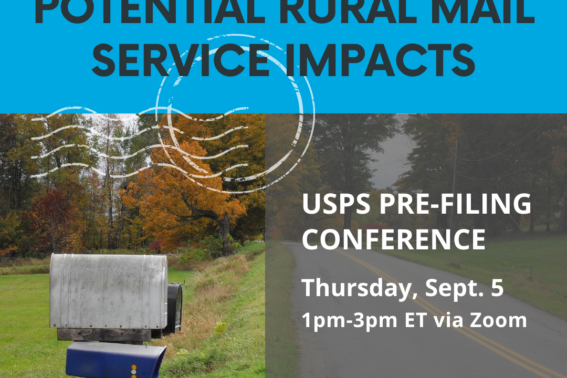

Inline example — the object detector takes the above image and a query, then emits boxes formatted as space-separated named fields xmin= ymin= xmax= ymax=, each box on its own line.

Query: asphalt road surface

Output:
xmin=284 ymin=242 xmax=567 ymax=378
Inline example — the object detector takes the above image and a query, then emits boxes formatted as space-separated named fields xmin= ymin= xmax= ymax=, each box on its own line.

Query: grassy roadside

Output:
xmin=157 ymin=242 xmax=266 ymax=377
xmin=265 ymin=242 xmax=299 ymax=378
xmin=374 ymin=234 xmax=567 ymax=321
xmin=0 ymin=257 xmax=51 ymax=276
xmin=0 ymin=264 xmax=50 ymax=275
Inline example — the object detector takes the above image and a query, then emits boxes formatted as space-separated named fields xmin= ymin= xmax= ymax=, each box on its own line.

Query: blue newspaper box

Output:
xmin=66 ymin=342 xmax=166 ymax=378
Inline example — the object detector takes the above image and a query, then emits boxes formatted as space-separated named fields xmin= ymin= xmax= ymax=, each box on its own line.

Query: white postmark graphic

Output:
xmin=31 ymin=35 xmax=316 ymax=194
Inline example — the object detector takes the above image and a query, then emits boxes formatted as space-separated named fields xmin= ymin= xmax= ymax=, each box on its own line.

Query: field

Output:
xmin=0 ymin=244 xmax=265 ymax=378
xmin=375 ymin=234 xmax=567 ymax=320
xmin=0 ymin=258 xmax=51 ymax=276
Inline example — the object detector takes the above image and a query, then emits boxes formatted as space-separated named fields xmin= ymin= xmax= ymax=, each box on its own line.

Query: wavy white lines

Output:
xmin=207 ymin=34 xmax=255 ymax=41
xmin=150 ymin=33 xmax=312 ymax=194
xmin=32 ymin=163 xmax=106 ymax=179
xmin=158 ymin=39 xmax=307 ymax=189
xmin=32 ymin=106 xmax=249 ymax=124
xmin=31 ymin=106 xmax=251 ymax=178
xmin=31 ymin=125 xmax=184 ymax=142
xmin=31 ymin=35 xmax=316 ymax=194
xmin=32 ymin=143 xmax=248 ymax=162
xmin=197 ymin=145 xmax=248 ymax=159
xmin=157 ymin=106 xmax=249 ymax=122
xmin=31 ymin=162 xmax=249 ymax=180
xmin=32 ymin=107 xmax=97 ymax=121
xmin=31 ymin=125 xmax=248 ymax=142
xmin=223 ymin=147 xmax=294 ymax=183
xmin=158 ymin=163 xmax=249 ymax=179
xmin=160 ymin=109 xmax=183 ymax=168
xmin=190 ymin=163 xmax=248 ymax=178
xmin=192 ymin=126 xmax=248 ymax=141
xmin=153 ymin=163 xmax=263 ymax=195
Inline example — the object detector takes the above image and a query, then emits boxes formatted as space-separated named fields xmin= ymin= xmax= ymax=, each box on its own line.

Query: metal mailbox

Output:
xmin=51 ymin=254 xmax=185 ymax=377
xmin=50 ymin=254 xmax=168 ymax=330
xmin=66 ymin=342 xmax=166 ymax=378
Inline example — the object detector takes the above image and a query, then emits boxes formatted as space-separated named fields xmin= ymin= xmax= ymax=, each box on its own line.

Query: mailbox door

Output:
xmin=165 ymin=284 xmax=183 ymax=334
xmin=66 ymin=342 xmax=166 ymax=378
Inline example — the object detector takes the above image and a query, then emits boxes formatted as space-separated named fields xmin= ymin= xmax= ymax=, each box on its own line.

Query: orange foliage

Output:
xmin=0 ymin=246 xmax=18 ymax=257
xmin=123 ymin=137 xmax=247 ymax=251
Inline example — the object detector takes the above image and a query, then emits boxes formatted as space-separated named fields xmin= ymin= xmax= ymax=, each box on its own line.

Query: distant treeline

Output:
xmin=267 ymin=114 xmax=567 ymax=240
xmin=3 ymin=113 xmax=566 ymax=256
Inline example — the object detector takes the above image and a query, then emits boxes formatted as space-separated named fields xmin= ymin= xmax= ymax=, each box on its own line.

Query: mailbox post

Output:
xmin=50 ymin=254 xmax=184 ymax=378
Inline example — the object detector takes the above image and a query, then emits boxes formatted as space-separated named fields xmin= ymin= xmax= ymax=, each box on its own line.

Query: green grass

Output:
xmin=375 ymin=234 xmax=567 ymax=320
xmin=159 ymin=243 xmax=266 ymax=377
xmin=0 ymin=265 xmax=50 ymax=275
xmin=169 ymin=269 xmax=194 ymax=286
xmin=202 ymin=251 xmax=265 ymax=377
xmin=521 ymin=224 xmax=559 ymax=233
xmin=0 ymin=257 xmax=51 ymax=276
xmin=265 ymin=242 xmax=299 ymax=378
xmin=0 ymin=274 xmax=66 ymax=378
xmin=0 ymin=267 xmax=193 ymax=377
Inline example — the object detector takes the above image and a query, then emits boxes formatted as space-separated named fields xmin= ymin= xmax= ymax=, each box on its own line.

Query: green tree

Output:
xmin=312 ymin=114 xmax=397 ymax=231
xmin=398 ymin=114 xmax=562 ymax=236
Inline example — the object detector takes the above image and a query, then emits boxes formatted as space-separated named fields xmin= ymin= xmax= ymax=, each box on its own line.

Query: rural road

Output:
xmin=284 ymin=242 xmax=567 ymax=378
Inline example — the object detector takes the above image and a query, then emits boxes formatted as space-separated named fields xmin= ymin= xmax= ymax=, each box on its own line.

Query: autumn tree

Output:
xmin=0 ymin=114 xmax=91 ymax=255
xmin=24 ymin=188 xmax=84 ymax=254
xmin=0 ymin=213 xmax=22 ymax=256
xmin=163 ymin=113 xmax=266 ymax=243
xmin=123 ymin=128 xmax=248 ymax=251
xmin=0 ymin=115 xmax=43 ymax=215
xmin=117 ymin=114 xmax=161 ymax=248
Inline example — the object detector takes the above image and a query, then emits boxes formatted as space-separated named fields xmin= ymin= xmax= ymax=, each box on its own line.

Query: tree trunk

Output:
xmin=529 ymin=203 xmax=535 ymax=233
xmin=438 ymin=212 xmax=449 ymax=230
xmin=115 ymin=202 xmax=126 ymax=249
xmin=219 ymin=213 xmax=232 ymax=256
xmin=342 ymin=206 xmax=354 ymax=248
xmin=529 ymin=175 xmax=535 ymax=234
xmin=342 ymin=127 xmax=355 ymax=240
xmin=343 ymin=206 xmax=353 ymax=231
xmin=107 ymin=183 xmax=114 ymax=248
xmin=219 ymin=212 xmax=230 ymax=240
xmin=51 ymin=220 xmax=57 ymax=253
xmin=105 ymin=118 xmax=114 ymax=249
xmin=546 ymin=172 xmax=552 ymax=232
xmin=560 ymin=185 xmax=567 ymax=233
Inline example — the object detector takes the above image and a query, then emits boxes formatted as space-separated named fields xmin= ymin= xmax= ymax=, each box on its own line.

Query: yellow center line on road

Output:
xmin=336 ymin=248 xmax=567 ymax=378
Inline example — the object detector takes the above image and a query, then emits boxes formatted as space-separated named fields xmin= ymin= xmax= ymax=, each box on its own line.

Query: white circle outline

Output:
xmin=154 ymin=35 xmax=316 ymax=194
